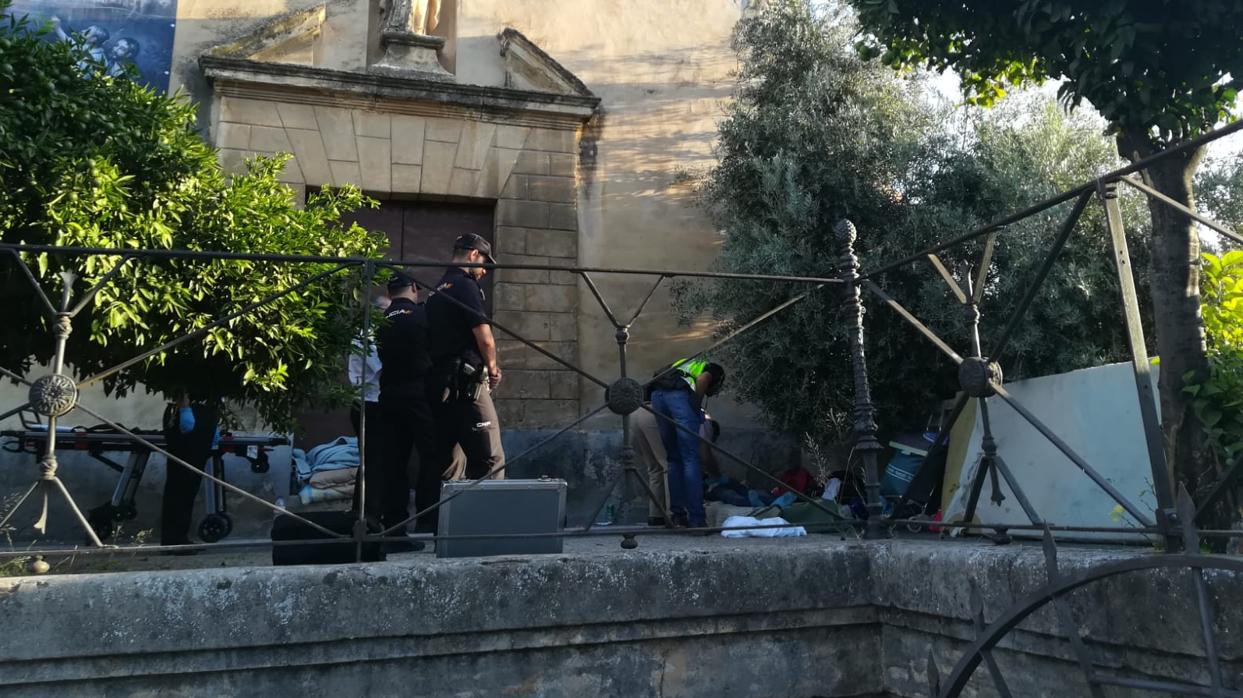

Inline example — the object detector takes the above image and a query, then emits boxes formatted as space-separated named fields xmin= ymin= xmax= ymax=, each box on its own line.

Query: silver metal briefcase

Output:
xmin=436 ymin=478 xmax=567 ymax=558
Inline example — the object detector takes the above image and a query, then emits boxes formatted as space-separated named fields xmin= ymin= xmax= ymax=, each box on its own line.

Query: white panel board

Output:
xmin=943 ymin=362 xmax=1161 ymax=541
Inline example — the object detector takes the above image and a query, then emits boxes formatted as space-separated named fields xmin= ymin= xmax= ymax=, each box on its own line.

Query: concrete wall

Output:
xmin=0 ymin=540 xmax=880 ymax=697
xmin=2 ymin=539 xmax=1239 ymax=696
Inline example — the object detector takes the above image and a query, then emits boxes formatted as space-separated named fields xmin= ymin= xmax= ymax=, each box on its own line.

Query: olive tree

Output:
xmin=681 ymin=0 xmax=1153 ymax=446
xmin=848 ymin=0 xmax=1243 ymax=522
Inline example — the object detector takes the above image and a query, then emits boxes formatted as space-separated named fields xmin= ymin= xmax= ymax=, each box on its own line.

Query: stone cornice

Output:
xmin=497 ymin=28 xmax=594 ymax=98
xmin=199 ymin=56 xmax=600 ymax=129
xmin=203 ymin=4 xmax=326 ymax=59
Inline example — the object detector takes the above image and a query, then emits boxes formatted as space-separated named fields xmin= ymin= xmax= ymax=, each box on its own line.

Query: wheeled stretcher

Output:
xmin=2 ymin=425 xmax=287 ymax=542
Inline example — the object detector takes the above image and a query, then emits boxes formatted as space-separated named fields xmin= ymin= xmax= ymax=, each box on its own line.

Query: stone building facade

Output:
xmin=0 ymin=0 xmax=802 ymax=537
xmin=169 ymin=0 xmax=750 ymax=433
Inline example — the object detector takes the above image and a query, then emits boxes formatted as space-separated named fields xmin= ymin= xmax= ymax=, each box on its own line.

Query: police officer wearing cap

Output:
xmin=426 ymin=233 xmax=507 ymax=481
xmin=369 ymin=271 xmax=438 ymax=549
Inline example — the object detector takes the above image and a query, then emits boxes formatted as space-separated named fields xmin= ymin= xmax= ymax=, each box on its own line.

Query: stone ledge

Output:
xmin=5 ymin=539 xmax=1238 ymax=697
xmin=200 ymin=57 xmax=600 ymax=130
xmin=497 ymin=28 xmax=596 ymax=99
xmin=0 ymin=540 xmax=872 ymax=663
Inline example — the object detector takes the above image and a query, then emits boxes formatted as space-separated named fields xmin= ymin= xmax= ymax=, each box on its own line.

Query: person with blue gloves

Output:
xmin=159 ymin=394 xmax=221 ymax=549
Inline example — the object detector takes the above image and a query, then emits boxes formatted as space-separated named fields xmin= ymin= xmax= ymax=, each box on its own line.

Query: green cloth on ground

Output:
xmin=775 ymin=500 xmax=856 ymax=533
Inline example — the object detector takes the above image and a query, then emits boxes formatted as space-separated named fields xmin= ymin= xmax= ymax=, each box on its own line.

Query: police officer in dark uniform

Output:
xmin=160 ymin=394 xmax=220 ymax=550
xmin=369 ymin=271 xmax=438 ymax=548
xmin=426 ymin=234 xmax=506 ymax=481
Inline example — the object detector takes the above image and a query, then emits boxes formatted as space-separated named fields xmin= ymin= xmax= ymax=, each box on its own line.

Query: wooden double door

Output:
xmin=294 ymin=199 xmax=496 ymax=451
xmin=347 ymin=199 xmax=495 ymax=307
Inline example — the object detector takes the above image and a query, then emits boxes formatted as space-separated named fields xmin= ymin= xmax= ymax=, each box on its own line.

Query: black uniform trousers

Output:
xmin=159 ymin=408 xmax=219 ymax=546
xmin=369 ymin=389 xmax=439 ymax=534
xmin=427 ymin=379 xmax=506 ymax=483
xmin=161 ymin=458 xmax=207 ymax=545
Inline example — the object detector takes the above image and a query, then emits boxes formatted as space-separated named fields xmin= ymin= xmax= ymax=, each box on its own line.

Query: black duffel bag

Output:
xmin=271 ymin=510 xmax=385 ymax=565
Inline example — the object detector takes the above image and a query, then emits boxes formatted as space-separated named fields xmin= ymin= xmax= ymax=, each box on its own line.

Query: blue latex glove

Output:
xmin=178 ymin=406 xmax=195 ymax=434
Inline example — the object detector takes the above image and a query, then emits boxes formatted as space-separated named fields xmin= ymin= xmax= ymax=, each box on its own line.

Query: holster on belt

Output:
xmin=437 ymin=358 xmax=487 ymax=403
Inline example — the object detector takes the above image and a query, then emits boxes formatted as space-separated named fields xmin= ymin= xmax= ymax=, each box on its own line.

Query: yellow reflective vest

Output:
xmin=672 ymin=358 xmax=709 ymax=391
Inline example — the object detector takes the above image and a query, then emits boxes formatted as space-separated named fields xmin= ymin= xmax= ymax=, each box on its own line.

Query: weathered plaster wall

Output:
xmin=189 ymin=0 xmax=756 ymax=430
xmin=453 ymin=1 xmax=757 ymax=429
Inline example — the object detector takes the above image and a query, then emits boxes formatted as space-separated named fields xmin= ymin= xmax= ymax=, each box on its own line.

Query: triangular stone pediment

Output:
xmin=203 ymin=4 xmax=326 ymax=67
xmin=497 ymin=28 xmax=594 ymax=98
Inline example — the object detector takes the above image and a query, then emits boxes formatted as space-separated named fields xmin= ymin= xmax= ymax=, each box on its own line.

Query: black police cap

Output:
xmin=453 ymin=233 xmax=496 ymax=264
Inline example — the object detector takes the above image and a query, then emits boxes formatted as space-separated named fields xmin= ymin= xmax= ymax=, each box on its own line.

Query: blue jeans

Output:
xmin=651 ymin=388 xmax=705 ymax=526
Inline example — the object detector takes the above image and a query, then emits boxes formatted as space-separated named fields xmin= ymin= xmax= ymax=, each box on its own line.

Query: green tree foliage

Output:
xmin=1187 ymin=252 xmax=1243 ymax=465
xmin=0 ymin=7 xmax=385 ymax=428
xmin=1196 ymin=156 xmax=1243 ymax=231
xmin=850 ymin=0 xmax=1242 ymax=140
xmin=680 ymin=0 xmax=1151 ymax=441
xmin=846 ymin=0 xmax=1243 ymax=527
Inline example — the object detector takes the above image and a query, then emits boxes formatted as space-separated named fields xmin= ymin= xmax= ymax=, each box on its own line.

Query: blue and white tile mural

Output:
xmin=8 ymin=0 xmax=179 ymax=93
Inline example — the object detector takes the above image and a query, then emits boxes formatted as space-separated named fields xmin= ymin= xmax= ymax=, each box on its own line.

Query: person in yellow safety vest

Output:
xmin=648 ymin=357 xmax=726 ymax=528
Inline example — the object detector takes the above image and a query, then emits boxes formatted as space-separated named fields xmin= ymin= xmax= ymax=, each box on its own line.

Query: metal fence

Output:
xmin=2 ymin=120 xmax=1243 ymax=697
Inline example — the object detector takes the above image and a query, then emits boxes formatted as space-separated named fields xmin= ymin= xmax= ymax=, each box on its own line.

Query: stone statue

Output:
xmin=373 ymin=0 xmax=452 ymax=80
xmin=413 ymin=0 xmax=440 ymax=35
xmin=383 ymin=0 xmax=440 ymax=35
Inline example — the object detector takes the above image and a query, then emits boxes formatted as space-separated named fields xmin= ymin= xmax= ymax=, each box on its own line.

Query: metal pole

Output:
xmin=836 ymin=220 xmax=888 ymax=538
xmin=1098 ymin=180 xmax=1181 ymax=551
xmin=616 ymin=324 xmax=633 ymax=527
xmin=355 ymin=261 xmax=375 ymax=562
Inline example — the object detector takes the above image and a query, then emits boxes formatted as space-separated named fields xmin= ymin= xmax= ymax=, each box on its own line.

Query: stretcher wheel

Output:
xmin=905 ymin=514 xmax=932 ymax=533
xmin=198 ymin=513 xmax=233 ymax=543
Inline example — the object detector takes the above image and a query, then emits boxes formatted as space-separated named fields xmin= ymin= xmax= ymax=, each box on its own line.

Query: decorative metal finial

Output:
xmin=834 ymin=219 xmax=857 ymax=245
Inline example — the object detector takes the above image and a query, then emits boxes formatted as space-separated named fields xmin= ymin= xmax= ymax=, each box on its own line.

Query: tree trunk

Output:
xmin=1119 ymin=130 xmax=1226 ymax=539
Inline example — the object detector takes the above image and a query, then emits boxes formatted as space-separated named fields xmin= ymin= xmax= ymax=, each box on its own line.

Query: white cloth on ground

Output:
xmin=720 ymin=515 xmax=807 ymax=538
